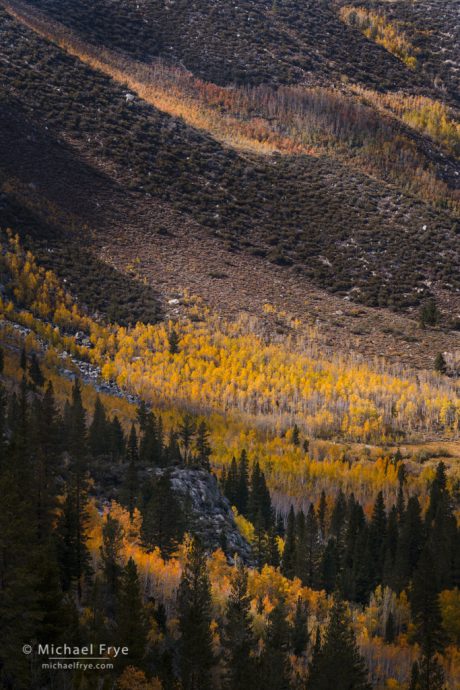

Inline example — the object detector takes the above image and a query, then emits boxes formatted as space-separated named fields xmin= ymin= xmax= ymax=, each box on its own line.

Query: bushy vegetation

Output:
xmin=1 ymin=8 xmax=459 ymax=310
xmin=22 ymin=0 xmax=417 ymax=90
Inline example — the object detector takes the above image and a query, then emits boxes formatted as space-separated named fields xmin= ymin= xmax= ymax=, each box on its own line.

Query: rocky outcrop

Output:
xmin=149 ymin=466 xmax=253 ymax=564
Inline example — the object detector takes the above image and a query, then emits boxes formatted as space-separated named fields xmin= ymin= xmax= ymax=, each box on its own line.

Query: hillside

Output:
xmin=20 ymin=0 xmax=428 ymax=90
xmin=1 ymin=2 xmax=460 ymax=690
xmin=0 ymin=3 xmax=459 ymax=338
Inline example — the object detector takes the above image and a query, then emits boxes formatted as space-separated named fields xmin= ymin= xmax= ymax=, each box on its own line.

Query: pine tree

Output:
xmin=318 ymin=490 xmax=327 ymax=536
xmin=410 ymin=546 xmax=446 ymax=658
xmin=178 ymin=537 xmax=214 ymax=690
xmin=368 ymin=491 xmax=387 ymax=587
xmin=224 ymin=457 xmax=240 ymax=507
xmin=248 ymin=462 xmax=273 ymax=530
xmin=178 ymin=414 xmax=196 ymax=464
xmin=58 ymin=380 xmax=90 ymax=601
xmin=168 ymin=328 xmax=180 ymax=354
xmin=194 ymin=420 xmax=212 ymax=471
xmin=281 ymin=506 xmax=297 ymax=579
xmin=330 ymin=489 xmax=347 ymax=541
xmin=304 ymin=505 xmax=321 ymax=588
xmin=292 ymin=424 xmax=300 ymax=446
xmin=88 ymin=396 xmax=109 ymax=456
xmin=126 ymin=423 xmax=139 ymax=465
xmin=237 ymin=450 xmax=250 ymax=516
xmin=292 ymin=597 xmax=309 ymax=656
xmin=139 ymin=410 xmax=162 ymax=466
xmin=384 ymin=612 xmax=395 ymax=644
xmin=141 ymin=473 xmax=184 ymax=557
xmin=320 ymin=539 xmax=339 ymax=594
xmin=434 ymin=353 xmax=447 ymax=374
xmin=28 ymin=352 xmax=45 ymax=388
xmin=426 ymin=462 xmax=448 ymax=526
xmin=20 ymin=345 xmax=27 ymax=371
xmin=419 ymin=298 xmax=439 ymax=328
xmin=110 ymin=415 xmax=125 ymax=462
xmin=117 ymin=558 xmax=148 ymax=669
xmin=222 ymin=560 xmax=256 ymax=690
xmin=252 ymin=508 xmax=269 ymax=569
xmin=260 ymin=599 xmax=292 ymax=690
xmin=100 ymin=515 xmax=124 ymax=615
xmin=306 ymin=596 xmax=371 ymax=690
xmin=392 ymin=495 xmax=423 ymax=593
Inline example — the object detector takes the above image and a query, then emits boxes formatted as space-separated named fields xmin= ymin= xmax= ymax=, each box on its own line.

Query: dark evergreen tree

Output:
xmin=292 ymin=423 xmax=300 ymax=446
xmin=141 ymin=473 xmax=184 ymax=557
xmin=434 ymin=353 xmax=447 ymax=374
xmin=110 ymin=415 xmax=125 ymax=461
xmin=139 ymin=410 xmax=162 ymax=466
xmin=419 ymin=298 xmax=440 ymax=328
xmin=384 ymin=612 xmax=395 ymax=644
xmin=168 ymin=328 xmax=180 ymax=355
xmin=260 ymin=599 xmax=292 ymax=690
xmin=117 ymin=557 xmax=148 ymax=669
xmin=292 ymin=597 xmax=309 ymax=656
xmin=194 ymin=420 xmax=212 ymax=471
xmin=88 ymin=396 xmax=110 ymax=456
xmin=100 ymin=515 xmax=124 ymax=616
xmin=237 ymin=449 xmax=250 ymax=516
xmin=178 ymin=414 xmax=196 ymax=464
xmin=28 ymin=352 xmax=44 ymax=388
xmin=320 ymin=538 xmax=339 ymax=594
xmin=281 ymin=506 xmax=297 ymax=579
xmin=248 ymin=461 xmax=273 ymax=530
xmin=304 ymin=505 xmax=321 ymax=588
xmin=318 ymin=490 xmax=327 ymax=537
xmin=392 ymin=495 xmax=423 ymax=593
xmin=222 ymin=560 xmax=257 ymax=690
xmin=306 ymin=596 xmax=371 ymax=690
xmin=178 ymin=537 xmax=214 ymax=690
xmin=368 ymin=491 xmax=387 ymax=587
xmin=410 ymin=546 xmax=446 ymax=658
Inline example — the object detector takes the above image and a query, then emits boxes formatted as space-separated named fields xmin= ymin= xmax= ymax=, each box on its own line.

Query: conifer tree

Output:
xmin=58 ymin=380 xmax=90 ymax=601
xmin=224 ymin=457 xmax=240 ymax=507
xmin=292 ymin=597 xmax=309 ymax=656
xmin=369 ymin=491 xmax=387 ymax=587
xmin=28 ymin=352 xmax=44 ymax=388
xmin=260 ymin=599 xmax=292 ymax=690
xmin=426 ymin=462 xmax=448 ymax=526
xmin=306 ymin=596 xmax=371 ymax=690
xmin=318 ymin=490 xmax=327 ymax=537
xmin=248 ymin=462 xmax=273 ymax=530
xmin=168 ymin=328 xmax=180 ymax=355
xmin=178 ymin=414 xmax=196 ymax=464
xmin=410 ymin=546 xmax=446 ymax=660
xmin=100 ymin=515 xmax=124 ymax=615
xmin=194 ymin=420 xmax=212 ymax=471
xmin=178 ymin=537 xmax=214 ymax=690
xmin=110 ymin=415 xmax=125 ymax=461
xmin=281 ymin=506 xmax=297 ymax=579
xmin=304 ymin=505 xmax=321 ymax=588
xmin=222 ymin=560 xmax=256 ymax=690
xmin=141 ymin=473 xmax=184 ymax=557
xmin=88 ymin=396 xmax=109 ymax=456
xmin=237 ymin=449 xmax=250 ymax=515
xmin=140 ymin=411 xmax=160 ymax=466
xmin=117 ymin=558 xmax=148 ymax=669
xmin=434 ymin=353 xmax=447 ymax=375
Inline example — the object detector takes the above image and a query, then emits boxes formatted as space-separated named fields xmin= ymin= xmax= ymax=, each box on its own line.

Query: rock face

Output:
xmin=150 ymin=466 xmax=253 ymax=564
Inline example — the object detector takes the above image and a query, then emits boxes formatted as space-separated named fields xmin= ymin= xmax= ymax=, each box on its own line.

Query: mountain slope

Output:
xmin=1 ymin=6 xmax=459 ymax=312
